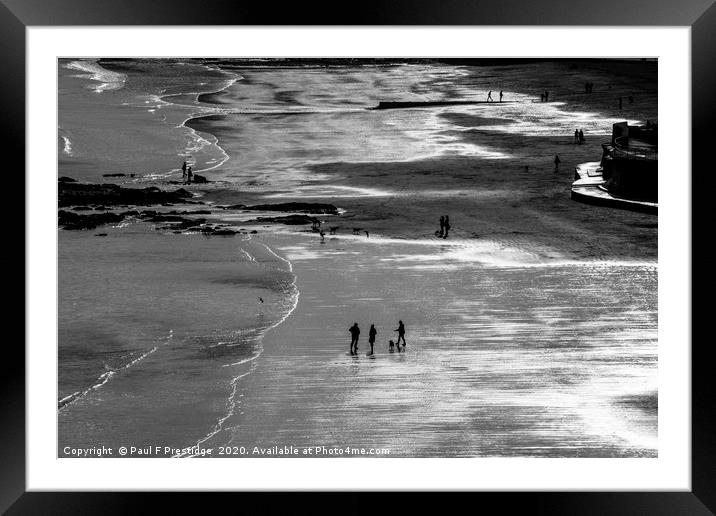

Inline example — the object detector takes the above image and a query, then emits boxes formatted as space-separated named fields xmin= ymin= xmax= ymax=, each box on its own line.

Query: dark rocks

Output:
xmin=246 ymin=202 xmax=338 ymax=215
xmin=59 ymin=181 xmax=193 ymax=207
xmin=95 ymin=233 xmax=108 ymax=237
xmin=192 ymin=174 xmax=208 ymax=183
xmin=250 ymin=214 xmax=319 ymax=225
xmin=208 ymin=228 xmax=237 ymax=236
xmin=58 ymin=176 xmax=77 ymax=183
xmin=223 ymin=204 xmax=247 ymax=210
xmin=102 ymin=173 xmax=126 ymax=177
xmin=59 ymin=210 xmax=124 ymax=230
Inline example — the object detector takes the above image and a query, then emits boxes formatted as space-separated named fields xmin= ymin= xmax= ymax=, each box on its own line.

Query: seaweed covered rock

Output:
xmin=59 ymin=181 xmax=194 ymax=207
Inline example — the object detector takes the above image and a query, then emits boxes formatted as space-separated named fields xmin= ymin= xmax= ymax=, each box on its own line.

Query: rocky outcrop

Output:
xmin=59 ymin=181 xmax=193 ymax=207
xmin=58 ymin=210 xmax=124 ymax=230
xmin=250 ymin=214 xmax=319 ymax=225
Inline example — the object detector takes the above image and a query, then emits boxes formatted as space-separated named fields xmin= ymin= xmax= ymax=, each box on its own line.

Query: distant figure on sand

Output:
xmin=388 ymin=340 xmax=395 ymax=352
xmin=574 ymin=129 xmax=579 ymax=144
xmin=368 ymin=324 xmax=377 ymax=355
xmin=487 ymin=90 xmax=493 ymax=102
xmin=578 ymin=129 xmax=585 ymax=144
xmin=187 ymin=166 xmax=193 ymax=183
xmin=439 ymin=215 xmax=445 ymax=237
xmin=554 ymin=154 xmax=561 ymax=172
xmin=394 ymin=320 xmax=406 ymax=351
xmin=540 ymin=92 xmax=545 ymax=102
xmin=499 ymin=90 xmax=504 ymax=102
xmin=544 ymin=90 xmax=549 ymax=102
xmin=349 ymin=322 xmax=360 ymax=355
xmin=181 ymin=161 xmax=187 ymax=181
xmin=319 ymin=230 xmax=325 ymax=242
xmin=443 ymin=215 xmax=450 ymax=239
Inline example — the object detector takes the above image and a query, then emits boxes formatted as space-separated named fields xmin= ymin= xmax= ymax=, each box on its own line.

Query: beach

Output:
xmin=57 ymin=58 xmax=657 ymax=457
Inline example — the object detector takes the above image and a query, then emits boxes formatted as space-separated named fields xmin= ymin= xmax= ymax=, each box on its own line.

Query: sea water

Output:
xmin=57 ymin=59 xmax=658 ymax=456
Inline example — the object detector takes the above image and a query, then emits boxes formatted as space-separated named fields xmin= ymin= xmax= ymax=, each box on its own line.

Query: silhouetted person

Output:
xmin=394 ymin=321 xmax=406 ymax=351
xmin=368 ymin=324 xmax=377 ymax=355
xmin=540 ymin=92 xmax=545 ymax=102
xmin=439 ymin=215 xmax=445 ymax=237
xmin=349 ymin=322 xmax=360 ymax=355
xmin=499 ymin=90 xmax=504 ymax=102
xmin=628 ymin=95 xmax=634 ymax=104
xmin=181 ymin=161 xmax=187 ymax=181
xmin=388 ymin=340 xmax=395 ymax=352
xmin=619 ymin=97 xmax=623 ymax=110
xmin=574 ymin=129 xmax=580 ymax=144
xmin=554 ymin=154 xmax=561 ymax=172
xmin=578 ymin=129 xmax=585 ymax=143
xmin=487 ymin=90 xmax=493 ymax=102
xmin=187 ymin=166 xmax=193 ymax=183
xmin=320 ymin=230 xmax=325 ymax=242
xmin=443 ymin=215 xmax=451 ymax=239
xmin=544 ymin=90 xmax=549 ymax=102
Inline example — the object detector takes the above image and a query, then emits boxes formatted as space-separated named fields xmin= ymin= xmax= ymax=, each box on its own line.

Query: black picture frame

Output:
xmin=5 ymin=0 xmax=712 ymax=512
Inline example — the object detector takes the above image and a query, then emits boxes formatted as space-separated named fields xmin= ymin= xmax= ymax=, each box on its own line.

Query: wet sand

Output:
xmin=197 ymin=231 xmax=657 ymax=457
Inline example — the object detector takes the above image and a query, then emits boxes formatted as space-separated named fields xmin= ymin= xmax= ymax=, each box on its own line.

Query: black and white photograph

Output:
xmin=57 ymin=57 xmax=659 ymax=459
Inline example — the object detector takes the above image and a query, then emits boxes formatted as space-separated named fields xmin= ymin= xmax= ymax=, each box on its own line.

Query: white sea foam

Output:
xmin=58 ymin=331 xmax=172 ymax=411
xmin=177 ymin=238 xmax=301 ymax=456
xmin=64 ymin=59 xmax=127 ymax=93
xmin=61 ymin=136 xmax=73 ymax=156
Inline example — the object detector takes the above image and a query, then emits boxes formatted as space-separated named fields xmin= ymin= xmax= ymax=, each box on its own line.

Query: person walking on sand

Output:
xmin=349 ymin=322 xmax=360 ymax=355
xmin=499 ymin=90 xmax=504 ymax=102
xmin=439 ymin=215 xmax=445 ymax=237
xmin=394 ymin=320 xmax=406 ymax=351
xmin=554 ymin=154 xmax=561 ymax=172
xmin=579 ymin=129 xmax=585 ymax=144
xmin=181 ymin=161 xmax=187 ymax=181
xmin=574 ymin=129 xmax=579 ymax=144
xmin=187 ymin=166 xmax=193 ymax=184
xmin=368 ymin=324 xmax=377 ymax=355
xmin=544 ymin=90 xmax=549 ymax=102
xmin=443 ymin=215 xmax=450 ymax=239
xmin=487 ymin=90 xmax=493 ymax=102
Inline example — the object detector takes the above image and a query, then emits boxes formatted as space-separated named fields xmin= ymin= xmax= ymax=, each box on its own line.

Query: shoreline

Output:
xmin=201 ymin=230 xmax=657 ymax=457
xmin=58 ymin=59 xmax=659 ymax=457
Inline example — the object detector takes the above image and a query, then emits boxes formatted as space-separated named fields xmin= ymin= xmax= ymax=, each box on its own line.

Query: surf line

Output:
xmin=162 ymin=66 xmax=243 ymax=176
xmin=176 ymin=238 xmax=301 ymax=457
xmin=57 ymin=330 xmax=173 ymax=411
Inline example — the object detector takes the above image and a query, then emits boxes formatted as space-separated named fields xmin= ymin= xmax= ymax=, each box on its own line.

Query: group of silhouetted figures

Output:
xmin=584 ymin=82 xmax=595 ymax=93
xmin=349 ymin=321 xmax=406 ymax=356
xmin=540 ymin=90 xmax=550 ymax=102
xmin=573 ymin=128 xmax=586 ymax=144
xmin=437 ymin=215 xmax=451 ymax=238
xmin=181 ymin=161 xmax=194 ymax=183
xmin=486 ymin=90 xmax=504 ymax=102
